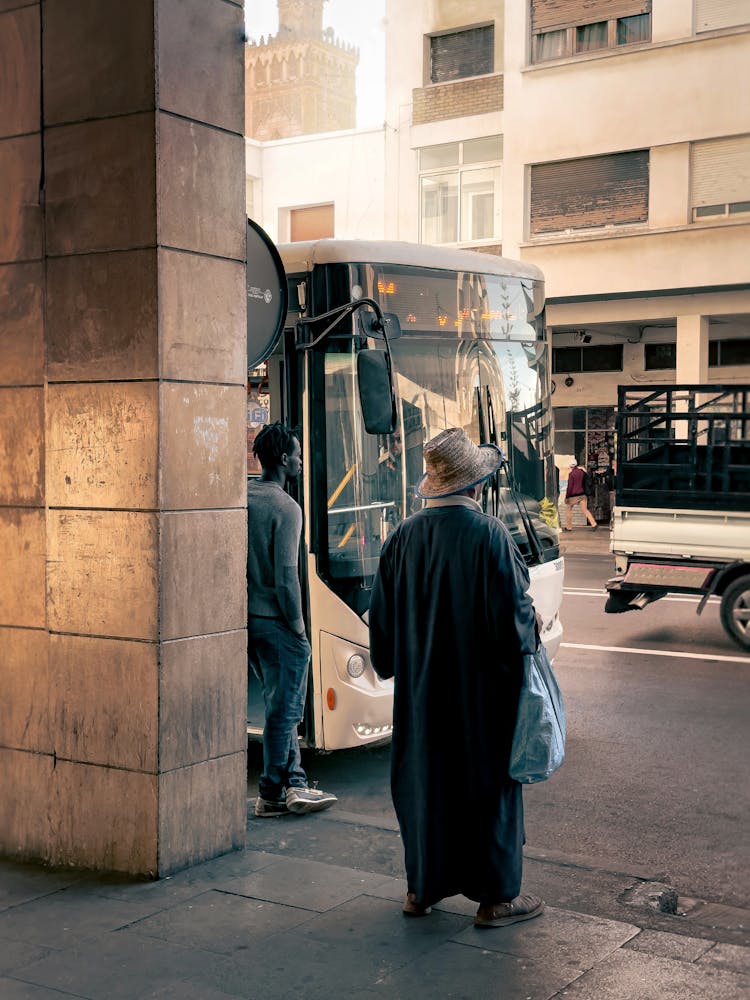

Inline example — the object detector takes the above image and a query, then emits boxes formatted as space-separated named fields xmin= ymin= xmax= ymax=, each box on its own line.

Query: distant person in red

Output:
xmin=564 ymin=460 xmax=597 ymax=532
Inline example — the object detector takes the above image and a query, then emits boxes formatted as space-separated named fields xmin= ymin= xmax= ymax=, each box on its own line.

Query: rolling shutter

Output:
xmin=530 ymin=150 xmax=649 ymax=235
xmin=695 ymin=0 xmax=750 ymax=32
xmin=691 ymin=135 xmax=750 ymax=207
xmin=530 ymin=0 xmax=650 ymax=31
xmin=430 ymin=25 xmax=494 ymax=83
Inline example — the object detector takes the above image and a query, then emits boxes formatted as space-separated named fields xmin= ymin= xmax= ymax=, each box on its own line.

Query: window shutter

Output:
xmin=695 ymin=0 xmax=750 ymax=32
xmin=290 ymin=204 xmax=334 ymax=242
xmin=530 ymin=151 xmax=649 ymax=235
xmin=430 ymin=25 xmax=494 ymax=83
xmin=691 ymin=135 xmax=750 ymax=207
xmin=530 ymin=0 xmax=650 ymax=32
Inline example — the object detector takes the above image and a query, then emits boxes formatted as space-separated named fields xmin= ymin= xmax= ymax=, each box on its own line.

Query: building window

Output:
xmin=289 ymin=203 xmax=334 ymax=242
xmin=709 ymin=338 xmax=750 ymax=367
xmin=695 ymin=0 xmax=750 ymax=33
xmin=531 ymin=1 xmax=651 ymax=64
xmin=429 ymin=24 xmax=494 ymax=84
xmin=691 ymin=135 xmax=750 ymax=222
xmin=644 ymin=343 xmax=677 ymax=370
xmin=530 ymin=150 xmax=649 ymax=236
xmin=552 ymin=344 xmax=623 ymax=373
xmin=419 ymin=136 xmax=503 ymax=245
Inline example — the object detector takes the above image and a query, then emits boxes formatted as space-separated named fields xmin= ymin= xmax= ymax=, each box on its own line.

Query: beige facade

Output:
xmin=247 ymin=1 xmax=749 ymax=477
xmin=380 ymin=0 xmax=750 ymax=474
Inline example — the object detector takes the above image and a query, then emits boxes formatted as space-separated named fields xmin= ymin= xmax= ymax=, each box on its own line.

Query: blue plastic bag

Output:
xmin=509 ymin=644 xmax=566 ymax=784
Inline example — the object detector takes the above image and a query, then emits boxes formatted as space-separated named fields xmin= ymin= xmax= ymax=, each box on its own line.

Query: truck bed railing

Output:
xmin=615 ymin=384 xmax=750 ymax=511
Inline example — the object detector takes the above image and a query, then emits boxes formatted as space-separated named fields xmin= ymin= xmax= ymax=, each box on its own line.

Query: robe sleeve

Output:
xmin=491 ymin=523 xmax=539 ymax=658
xmin=369 ymin=535 xmax=395 ymax=680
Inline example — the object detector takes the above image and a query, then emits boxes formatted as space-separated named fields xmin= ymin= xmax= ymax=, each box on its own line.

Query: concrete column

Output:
xmin=0 ymin=0 xmax=247 ymax=876
xmin=676 ymin=315 xmax=709 ymax=384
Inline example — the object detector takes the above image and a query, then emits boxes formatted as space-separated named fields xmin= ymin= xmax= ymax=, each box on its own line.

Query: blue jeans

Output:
xmin=248 ymin=617 xmax=310 ymax=801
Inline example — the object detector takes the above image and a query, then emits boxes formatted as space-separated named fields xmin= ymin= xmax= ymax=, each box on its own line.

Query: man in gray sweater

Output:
xmin=248 ymin=422 xmax=337 ymax=817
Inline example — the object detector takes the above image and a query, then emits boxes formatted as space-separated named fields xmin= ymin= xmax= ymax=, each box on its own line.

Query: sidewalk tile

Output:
xmin=560 ymin=948 xmax=750 ymax=999
xmin=372 ymin=940 xmax=573 ymax=1000
xmin=623 ymin=928 xmax=715 ymax=962
xmin=218 ymin=856 xmax=386 ymax=912
xmin=79 ymin=850 xmax=277 ymax=904
xmin=124 ymin=888 xmax=314 ymax=956
xmin=452 ymin=905 xmax=638 ymax=975
xmin=698 ymin=942 xmax=750 ymax=976
xmin=0 ymin=981 xmax=85 ymax=999
xmin=366 ymin=877 xmax=477 ymax=917
xmin=291 ymin=894 xmax=467 ymax=957
xmin=4 ymin=932 xmax=236 ymax=1000
xmin=0 ymin=863 xmax=83 ymax=913
xmin=0 ymin=937 xmax=51 ymax=976
xmin=0 ymin=890 xmax=168 ymax=950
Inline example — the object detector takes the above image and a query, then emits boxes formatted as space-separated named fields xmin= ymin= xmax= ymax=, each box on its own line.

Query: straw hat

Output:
xmin=416 ymin=428 xmax=503 ymax=499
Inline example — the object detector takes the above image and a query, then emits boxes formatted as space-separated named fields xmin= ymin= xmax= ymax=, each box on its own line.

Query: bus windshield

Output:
xmin=319 ymin=263 xmax=558 ymax=618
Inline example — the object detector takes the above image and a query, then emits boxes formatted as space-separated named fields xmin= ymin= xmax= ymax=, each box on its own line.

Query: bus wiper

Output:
xmin=485 ymin=387 xmax=545 ymax=565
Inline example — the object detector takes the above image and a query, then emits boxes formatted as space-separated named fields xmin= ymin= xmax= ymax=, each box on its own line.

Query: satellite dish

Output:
xmin=247 ymin=218 xmax=288 ymax=369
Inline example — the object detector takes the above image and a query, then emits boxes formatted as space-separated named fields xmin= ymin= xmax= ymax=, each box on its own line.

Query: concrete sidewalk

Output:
xmin=1 ymin=809 xmax=749 ymax=999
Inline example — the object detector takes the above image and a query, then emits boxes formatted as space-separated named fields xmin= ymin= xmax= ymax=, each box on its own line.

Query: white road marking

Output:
xmin=560 ymin=641 xmax=750 ymax=664
xmin=563 ymin=589 xmax=719 ymax=605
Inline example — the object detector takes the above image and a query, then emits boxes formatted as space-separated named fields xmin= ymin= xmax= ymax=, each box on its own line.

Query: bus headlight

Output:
xmin=347 ymin=653 xmax=366 ymax=678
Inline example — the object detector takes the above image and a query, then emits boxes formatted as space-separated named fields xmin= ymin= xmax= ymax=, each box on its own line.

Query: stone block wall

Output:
xmin=0 ymin=0 xmax=248 ymax=876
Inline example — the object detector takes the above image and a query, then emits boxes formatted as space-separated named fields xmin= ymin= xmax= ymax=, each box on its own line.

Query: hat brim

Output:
xmin=416 ymin=444 xmax=503 ymax=499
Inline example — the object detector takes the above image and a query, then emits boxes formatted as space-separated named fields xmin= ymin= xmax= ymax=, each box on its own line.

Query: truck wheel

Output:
xmin=719 ymin=576 xmax=750 ymax=651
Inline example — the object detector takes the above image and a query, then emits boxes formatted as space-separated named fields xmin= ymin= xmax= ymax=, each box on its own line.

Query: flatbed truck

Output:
xmin=605 ymin=385 xmax=750 ymax=651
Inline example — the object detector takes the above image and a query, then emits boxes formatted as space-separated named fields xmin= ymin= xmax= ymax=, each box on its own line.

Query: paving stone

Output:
xmin=12 ymin=931 xmax=237 ymax=1000
xmin=245 ymin=814 xmax=405 ymax=878
xmin=127 ymin=888 xmax=314 ymax=957
xmin=366 ymin=876 xmax=477 ymax=916
xmin=623 ymin=928 xmax=715 ymax=962
xmin=219 ymin=856 xmax=386 ymax=912
xmin=79 ymin=850 xmax=277 ymax=904
xmin=452 ymin=904 xmax=638 ymax=975
xmin=697 ymin=942 xmax=750 ymax=976
xmin=0 ymin=863 xmax=83 ymax=912
xmin=0 ymin=980 xmax=87 ymax=999
xmin=0 ymin=936 xmax=51 ymax=976
xmin=371 ymin=940 xmax=574 ymax=1000
xmin=560 ymin=948 xmax=750 ymax=1000
xmin=291 ymin=893 xmax=468 ymax=960
xmin=0 ymin=890 xmax=166 ymax=950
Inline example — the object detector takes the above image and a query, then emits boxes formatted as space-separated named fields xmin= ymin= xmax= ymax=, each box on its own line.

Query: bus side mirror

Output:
xmin=357 ymin=311 xmax=403 ymax=341
xmin=357 ymin=350 xmax=396 ymax=435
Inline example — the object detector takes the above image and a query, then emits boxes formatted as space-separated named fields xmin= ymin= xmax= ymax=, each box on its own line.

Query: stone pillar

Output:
xmin=676 ymin=315 xmax=709 ymax=384
xmin=0 ymin=0 xmax=248 ymax=876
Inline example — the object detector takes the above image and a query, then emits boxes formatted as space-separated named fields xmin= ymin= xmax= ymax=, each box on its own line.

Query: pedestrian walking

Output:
xmin=369 ymin=427 xmax=545 ymax=927
xmin=563 ymin=459 xmax=597 ymax=531
xmin=248 ymin=422 xmax=337 ymax=817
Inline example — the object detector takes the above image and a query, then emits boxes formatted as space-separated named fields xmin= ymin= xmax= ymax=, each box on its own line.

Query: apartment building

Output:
xmin=248 ymin=0 xmax=750 ymax=485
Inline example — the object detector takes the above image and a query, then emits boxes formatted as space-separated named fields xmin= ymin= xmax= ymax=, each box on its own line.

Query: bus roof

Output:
xmin=277 ymin=239 xmax=544 ymax=283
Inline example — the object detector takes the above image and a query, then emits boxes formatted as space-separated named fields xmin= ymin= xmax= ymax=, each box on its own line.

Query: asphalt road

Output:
xmin=247 ymin=551 xmax=750 ymax=909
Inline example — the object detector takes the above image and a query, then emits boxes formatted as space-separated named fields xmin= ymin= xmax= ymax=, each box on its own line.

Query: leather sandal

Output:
xmin=402 ymin=892 xmax=432 ymax=917
xmin=474 ymin=893 xmax=544 ymax=928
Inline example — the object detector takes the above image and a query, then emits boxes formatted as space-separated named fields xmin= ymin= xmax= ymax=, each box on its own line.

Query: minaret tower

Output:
xmin=246 ymin=0 xmax=359 ymax=140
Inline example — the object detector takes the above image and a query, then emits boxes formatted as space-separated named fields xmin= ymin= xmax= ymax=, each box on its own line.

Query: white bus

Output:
xmin=247 ymin=232 xmax=564 ymax=751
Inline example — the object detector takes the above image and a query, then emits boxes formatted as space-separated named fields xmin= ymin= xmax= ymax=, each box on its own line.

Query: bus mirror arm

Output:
xmin=296 ymin=298 xmax=397 ymax=436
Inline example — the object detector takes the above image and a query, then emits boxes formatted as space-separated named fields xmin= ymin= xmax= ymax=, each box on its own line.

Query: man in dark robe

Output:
xmin=369 ymin=427 xmax=544 ymax=928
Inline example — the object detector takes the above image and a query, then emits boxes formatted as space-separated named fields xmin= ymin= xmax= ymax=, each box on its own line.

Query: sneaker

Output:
xmin=285 ymin=786 xmax=337 ymax=814
xmin=474 ymin=893 xmax=545 ymax=928
xmin=255 ymin=796 xmax=289 ymax=818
